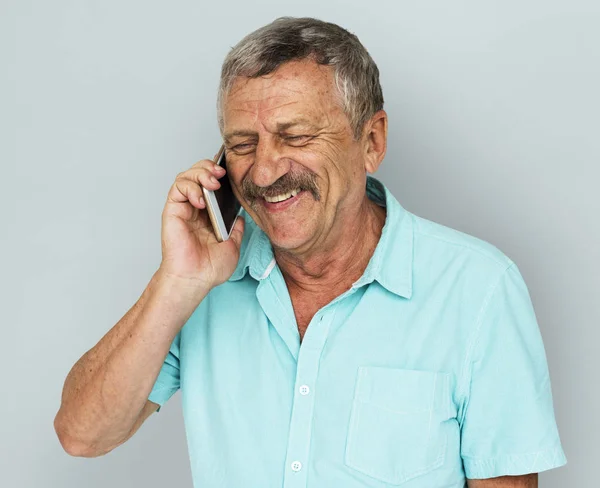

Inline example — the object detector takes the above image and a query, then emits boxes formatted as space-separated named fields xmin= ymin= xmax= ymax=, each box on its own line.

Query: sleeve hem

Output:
xmin=463 ymin=445 xmax=567 ymax=479
xmin=148 ymin=385 xmax=179 ymax=412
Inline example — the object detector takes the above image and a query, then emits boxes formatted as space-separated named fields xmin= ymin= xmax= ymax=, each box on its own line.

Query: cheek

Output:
xmin=297 ymin=143 xmax=338 ymax=176
xmin=227 ymin=157 xmax=252 ymax=187
xmin=322 ymin=153 xmax=364 ymax=205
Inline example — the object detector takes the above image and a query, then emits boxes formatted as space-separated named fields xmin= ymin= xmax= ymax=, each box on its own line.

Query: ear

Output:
xmin=362 ymin=110 xmax=388 ymax=174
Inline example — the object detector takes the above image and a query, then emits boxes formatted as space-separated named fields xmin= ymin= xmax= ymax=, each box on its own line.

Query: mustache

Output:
xmin=241 ymin=170 xmax=321 ymax=203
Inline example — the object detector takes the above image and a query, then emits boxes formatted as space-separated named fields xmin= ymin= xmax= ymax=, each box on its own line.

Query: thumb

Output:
xmin=229 ymin=216 xmax=245 ymax=252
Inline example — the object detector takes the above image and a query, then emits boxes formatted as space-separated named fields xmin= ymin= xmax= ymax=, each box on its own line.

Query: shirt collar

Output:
xmin=355 ymin=176 xmax=413 ymax=299
xmin=229 ymin=176 xmax=414 ymax=299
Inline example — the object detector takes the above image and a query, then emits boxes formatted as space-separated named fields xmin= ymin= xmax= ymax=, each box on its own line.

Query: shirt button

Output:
xmin=291 ymin=461 xmax=302 ymax=472
xmin=299 ymin=385 xmax=310 ymax=395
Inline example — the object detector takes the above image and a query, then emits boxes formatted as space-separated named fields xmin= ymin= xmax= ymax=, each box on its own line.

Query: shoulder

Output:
xmin=411 ymin=212 xmax=514 ymax=272
xmin=403 ymin=211 xmax=518 ymax=303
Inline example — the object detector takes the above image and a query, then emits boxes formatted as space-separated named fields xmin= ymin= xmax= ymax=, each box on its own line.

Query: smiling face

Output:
xmin=221 ymin=58 xmax=380 ymax=254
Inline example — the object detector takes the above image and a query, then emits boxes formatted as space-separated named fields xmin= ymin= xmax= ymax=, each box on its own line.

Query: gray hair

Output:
xmin=217 ymin=17 xmax=384 ymax=139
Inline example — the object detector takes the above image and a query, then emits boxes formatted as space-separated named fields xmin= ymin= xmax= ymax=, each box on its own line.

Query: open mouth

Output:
xmin=261 ymin=188 xmax=304 ymax=212
xmin=263 ymin=188 xmax=300 ymax=203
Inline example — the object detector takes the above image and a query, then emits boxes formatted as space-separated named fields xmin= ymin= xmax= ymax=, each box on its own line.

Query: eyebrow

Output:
xmin=223 ymin=130 xmax=258 ymax=144
xmin=223 ymin=119 xmax=319 ymax=143
xmin=275 ymin=119 xmax=317 ymax=132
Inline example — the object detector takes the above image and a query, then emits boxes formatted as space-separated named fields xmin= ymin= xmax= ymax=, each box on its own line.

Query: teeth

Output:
xmin=264 ymin=188 xmax=300 ymax=203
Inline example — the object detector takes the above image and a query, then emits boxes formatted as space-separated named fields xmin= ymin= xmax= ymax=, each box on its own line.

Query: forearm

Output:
xmin=467 ymin=474 xmax=538 ymax=487
xmin=54 ymin=269 xmax=208 ymax=455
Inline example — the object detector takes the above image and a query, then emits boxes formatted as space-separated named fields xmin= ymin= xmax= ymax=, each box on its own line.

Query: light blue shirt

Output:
xmin=149 ymin=177 xmax=566 ymax=487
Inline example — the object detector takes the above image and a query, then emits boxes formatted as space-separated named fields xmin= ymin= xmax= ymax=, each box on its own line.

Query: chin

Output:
xmin=263 ymin=221 xmax=315 ymax=252
xmin=246 ymin=194 xmax=321 ymax=252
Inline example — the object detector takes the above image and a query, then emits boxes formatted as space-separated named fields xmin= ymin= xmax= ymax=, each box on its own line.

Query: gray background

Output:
xmin=2 ymin=0 xmax=598 ymax=487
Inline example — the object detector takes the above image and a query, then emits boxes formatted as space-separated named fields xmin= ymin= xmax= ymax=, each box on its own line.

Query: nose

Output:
xmin=249 ymin=137 xmax=291 ymax=188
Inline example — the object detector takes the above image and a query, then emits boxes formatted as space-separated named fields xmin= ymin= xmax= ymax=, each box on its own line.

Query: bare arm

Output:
xmin=468 ymin=474 xmax=538 ymax=488
xmin=54 ymin=156 xmax=244 ymax=458
xmin=53 ymin=269 xmax=209 ymax=457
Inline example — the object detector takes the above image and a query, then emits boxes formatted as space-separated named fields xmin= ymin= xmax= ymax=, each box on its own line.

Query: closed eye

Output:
xmin=231 ymin=143 xmax=257 ymax=154
xmin=284 ymin=135 xmax=314 ymax=146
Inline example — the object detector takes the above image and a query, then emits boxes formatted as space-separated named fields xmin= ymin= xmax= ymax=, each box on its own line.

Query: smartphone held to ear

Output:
xmin=202 ymin=145 xmax=242 ymax=242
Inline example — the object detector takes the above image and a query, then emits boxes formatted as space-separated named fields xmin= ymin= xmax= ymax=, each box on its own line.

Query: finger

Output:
xmin=178 ymin=167 xmax=222 ymax=191
xmin=167 ymin=179 xmax=205 ymax=209
xmin=190 ymin=159 xmax=227 ymax=177
xmin=229 ymin=216 xmax=245 ymax=251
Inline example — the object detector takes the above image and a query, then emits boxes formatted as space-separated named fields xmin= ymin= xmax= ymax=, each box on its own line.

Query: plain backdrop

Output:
xmin=2 ymin=1 xmax=598 ymax=487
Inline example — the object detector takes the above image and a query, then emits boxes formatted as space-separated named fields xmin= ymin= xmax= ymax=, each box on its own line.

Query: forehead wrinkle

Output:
xmin=229 ymin=99 xmax=333 ymax=135
xmin=231 ymin=98 xmax=304 ymax=129
xmin=228 ymin=75 xmax=311 ymax=109
xmin=237 ymin=91 xmax=302 ymax=109
xmin=260 ymin=100 xmax=301 ymax=113
xmin=224 ymin=61 xmax=343 ymax=135
xmin=230 ymin=77 xmax=304 ymax=100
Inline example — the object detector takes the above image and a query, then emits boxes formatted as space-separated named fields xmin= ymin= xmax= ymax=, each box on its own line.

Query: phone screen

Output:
xmin=214 ymin=150 xmax=242 ymax=236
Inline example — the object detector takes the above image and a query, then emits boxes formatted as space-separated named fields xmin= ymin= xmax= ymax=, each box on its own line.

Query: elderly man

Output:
xmin=55 ymin=17 xmax=566 ymax=488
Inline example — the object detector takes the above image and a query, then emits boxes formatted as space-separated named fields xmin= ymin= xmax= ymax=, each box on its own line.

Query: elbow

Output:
xmin=53 ymin=411 xmax=107 ymax=458
xmin=59 ymin=436 xmax=99 ymax=458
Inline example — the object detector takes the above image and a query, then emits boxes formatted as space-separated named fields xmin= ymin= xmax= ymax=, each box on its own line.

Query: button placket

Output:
xmin=283 ymin=310 xmax=335 ymax=488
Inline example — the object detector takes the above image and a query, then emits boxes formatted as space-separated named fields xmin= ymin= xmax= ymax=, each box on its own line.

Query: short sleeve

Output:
xmin=460 ymin=263 xmax=567 ymax=479
xmin=148 ymin=332 xmax=181 ymax=412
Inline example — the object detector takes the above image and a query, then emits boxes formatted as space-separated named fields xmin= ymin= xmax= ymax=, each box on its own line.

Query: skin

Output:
xmin=55 ymin=57 xmax=538 ymax=487
xmin=219 ymin=58 xmax=538 ymax=487
xmin=221 ymin=59 xmax=387 ymax=335
xmin=468 ymin=475 xmax=538 ymax=487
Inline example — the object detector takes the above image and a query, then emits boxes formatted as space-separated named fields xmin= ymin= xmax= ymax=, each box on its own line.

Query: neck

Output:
xmin=274 ymin=195 xmax=386 ymax=295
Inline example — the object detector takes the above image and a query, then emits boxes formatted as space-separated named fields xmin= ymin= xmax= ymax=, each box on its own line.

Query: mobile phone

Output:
xmin=202 ymin=145 xmax=242 ymax=242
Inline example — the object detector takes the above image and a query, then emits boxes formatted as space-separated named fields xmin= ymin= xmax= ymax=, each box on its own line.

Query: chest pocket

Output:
xmin=344 ymin=367 xmax=452 ymax=485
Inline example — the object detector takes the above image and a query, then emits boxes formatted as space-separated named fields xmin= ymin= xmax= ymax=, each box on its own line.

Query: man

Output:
xmin=54 ymin=17 xmax=566 ymax=488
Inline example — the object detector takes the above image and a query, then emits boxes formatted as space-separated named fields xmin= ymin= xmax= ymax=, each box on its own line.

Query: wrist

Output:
xmin=152 ymin=268 xmax=212 ymax=304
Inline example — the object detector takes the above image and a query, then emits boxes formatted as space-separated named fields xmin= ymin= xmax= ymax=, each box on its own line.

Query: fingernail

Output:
xmin=214 ymin=165 xmax=225 ymax=172
xmin=210 ymin=176 xmax=218 ymax=183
